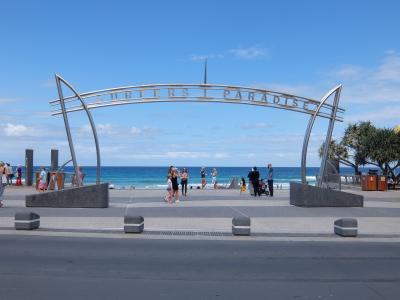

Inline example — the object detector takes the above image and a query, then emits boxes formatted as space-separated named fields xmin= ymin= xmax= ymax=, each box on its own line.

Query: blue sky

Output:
xmin=1 ymin=0 xmax=399 ymax=167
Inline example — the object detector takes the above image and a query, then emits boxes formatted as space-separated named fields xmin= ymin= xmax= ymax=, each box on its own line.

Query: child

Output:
xmin=240 ymin=177 xmax=246 ymax=194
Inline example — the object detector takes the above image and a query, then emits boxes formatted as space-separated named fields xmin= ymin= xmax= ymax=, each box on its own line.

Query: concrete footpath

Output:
xmin=1 ymin=186 xmax=400 ymax=242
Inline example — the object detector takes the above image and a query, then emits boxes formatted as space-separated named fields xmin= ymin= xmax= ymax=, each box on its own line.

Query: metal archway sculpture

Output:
xmin=51 ymin=75 xmax=344 ymax=187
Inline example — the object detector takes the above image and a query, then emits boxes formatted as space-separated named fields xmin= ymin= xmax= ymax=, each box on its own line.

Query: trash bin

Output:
xmin=377 ymin=175 xmax=388 ymax=191
xmin=361 ymin=174 xmax=377 ymax=191
xmin=48 ymin=172 xmax=65 ymax=190
xmin=57 ymin=172 xmax=65 ymax=190
xmin=35 ymin=171 xmax=40 ymax=190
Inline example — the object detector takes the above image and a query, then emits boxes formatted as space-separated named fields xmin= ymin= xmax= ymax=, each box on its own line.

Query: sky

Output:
xmin=0 ymin=0 xmax=399 ymax=167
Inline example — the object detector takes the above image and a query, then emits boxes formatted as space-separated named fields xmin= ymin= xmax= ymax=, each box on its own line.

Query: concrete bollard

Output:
xmin=334 ymin=218 xmax=358 ymax=237
xmin=15 ymin=212 xmax=40 ymax=230
xmin=232 ymin=217 xmax=251 ymax=236
xmin=124 ymin=215 xmax=144 ymax=233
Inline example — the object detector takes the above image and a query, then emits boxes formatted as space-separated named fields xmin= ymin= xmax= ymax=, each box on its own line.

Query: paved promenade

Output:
xmin=1 ymin=186 xmax=400 ymax=241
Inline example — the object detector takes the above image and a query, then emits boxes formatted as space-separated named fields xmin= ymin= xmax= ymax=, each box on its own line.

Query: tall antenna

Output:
xmin=203 ymin=58 xmax=208 ymax=84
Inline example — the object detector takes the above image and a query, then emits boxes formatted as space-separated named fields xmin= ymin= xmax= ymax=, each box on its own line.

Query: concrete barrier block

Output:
xmin=124 ymin=215 xmax=144 ymax=233
xmin=290 ymin=182 xmax=364 ymax=207
xmin=15 ymin=212 xmax=40 ymax=230
xmin=232 ymin=217 xmax=251 ymax=236
xmin=334 ymin=218 xmax=358 ymax=237
xmin=26 ymin=183 xmax=109 ymax=208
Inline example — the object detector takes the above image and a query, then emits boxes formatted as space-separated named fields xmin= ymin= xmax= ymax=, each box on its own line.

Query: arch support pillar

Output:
xmin=300 ymin=85 xmax=342 ymax=186
xmin=55 ymin=74 xmax=101 ymax=185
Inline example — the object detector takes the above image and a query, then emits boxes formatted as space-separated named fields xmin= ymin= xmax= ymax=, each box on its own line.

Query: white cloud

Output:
xmin=190 ymin=54 xmax=224 ymax=61
xmin=41 ymin=79 xmax=56 ymax=88
xmin=131 ymin=127 xmax=142 ymax=135
xmin=3 ymin=123 xmax=38 ymax=137
xmin=214 ymin=153 xmax=229 ymax=159
xmin=329 ymin=65 xmax=364 ymax=79
xmin=252 ymin=83 xmax=324 ymax=100
xmin=254 ymin=51 xmax=400 ymax=105
xmin=131 ymin=125 xmax=160 ymax=136
xmin=331 ymin=51 xmax=400 ymax=103
xmin=240 ymin=153 xmax=256 ymax=159
xmin=241 ymin=122 xmax=270 ymax=129
xmin=0 ymin=98 xmax=15 ymax=104
xmin=79 ymin=123 xmax=118 ymax=135
xmin=190 ymin=46 xmax=267 ymax=61
xmin=97 ymin=123 xmax=115 ymax=135
xmin=116 ymin=151 xmax=211 ymax=160
xmin=346 ymin=105 xmax=400 ymax=122
xmin=373 ymin=51 xmax=400 ymax=82
xmin=165 ymin=151 xmax=210 ymax=159
xmin=228 ymin=47 xmax=266 ymax=59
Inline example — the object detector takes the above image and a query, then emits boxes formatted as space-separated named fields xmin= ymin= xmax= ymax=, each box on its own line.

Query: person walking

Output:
xmin=211 ymin=168 xmax=218 ymax=189
xmin=39 ymin=167 xmax=47 ymax=192
xmin=251 ymin=167 xmax=260 ymax=197
xmin=247 ymin=168 xmax=254 ymax=195
xmin=164 ymin=175 xmax=173 ymax=203
xmin=6 ymin=163 xmax=13 ymax=185
xmin=77 ymin=166 xmax=84 ymax=186
xmin=200 ymin=167 xmax=207 ymax=189
xmin=0 ymin=162 xmax=7 ymax=207
xmin=267 ymin=163 xmax=274 ymax=197
xmin=16 ymin=165 xmax=22 ymax=186
xmin=171 ymin=167 xmax=180 ymax=202
xmin=180 ymin=168 xmax=188 ymax=196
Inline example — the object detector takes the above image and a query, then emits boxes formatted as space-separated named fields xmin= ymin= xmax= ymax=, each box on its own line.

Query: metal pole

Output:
xmin=300 ymin=85 xmax=342 ymax=185
xmin=55 ymin=75 xmax=81 ymax=187
xmin=317 ymin=86 xmax=342 ymax=187
xmin=204 ymin=58 xmax=207 ymax=84
xmin=56 ymin=74 xmax=101 ymax=185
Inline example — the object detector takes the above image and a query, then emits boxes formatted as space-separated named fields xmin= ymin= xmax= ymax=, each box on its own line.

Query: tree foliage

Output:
xmin=320 ymin=122 xmax=400 ymax=176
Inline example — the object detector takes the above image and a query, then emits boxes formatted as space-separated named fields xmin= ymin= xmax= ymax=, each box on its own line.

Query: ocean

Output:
xmin=27 ymin=166 xmax=360 ymax=189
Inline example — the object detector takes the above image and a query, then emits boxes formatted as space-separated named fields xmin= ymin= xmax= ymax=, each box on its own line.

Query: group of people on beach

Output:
xmin=0 ymin=162 xmax=23 ymax=208
xmin=164 ymin=166 xmax=219 ymax=203
xmin=243 ymin=163 xmax=274 ymax=197
xmin=37 ymin=166 xmax=84 ymax=192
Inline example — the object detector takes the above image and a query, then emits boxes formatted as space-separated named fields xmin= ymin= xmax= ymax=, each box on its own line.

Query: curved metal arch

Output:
xmin=300 ymin=85 xmax=342 ymax=185
xmin=50 ymin=84 xmax=345 ymax=122
xmin=50 ymin=83 xmax=334 ymax=106
xmin=52 ymin=78 xmax=343 ymax=187
xmin=55 ymin=74 xmax=101 ymax=185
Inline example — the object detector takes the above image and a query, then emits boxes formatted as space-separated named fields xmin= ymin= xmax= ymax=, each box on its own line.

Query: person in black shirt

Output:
xmin=252 ymin=167 xmax=260 ymax=197
xmin=267 ymin=163 xmax=274 ymax=197
xmin=200 ymin=167 xmax=206 ymax=189
xmin=171 ymin=168 xmax=180 ymax=202
xmin=247 ymin=168 xmax=254 ymax=195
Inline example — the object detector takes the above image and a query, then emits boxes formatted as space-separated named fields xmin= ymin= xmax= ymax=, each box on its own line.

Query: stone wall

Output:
xmin=26 ymin=183 xmax=109 ymax=208
xmin=290 ymin=182 xmax=363 ymax=207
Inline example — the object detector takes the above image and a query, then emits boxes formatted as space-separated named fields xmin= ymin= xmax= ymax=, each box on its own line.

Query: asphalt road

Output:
xmin=0 ymin=236 xmax=399 ymax=299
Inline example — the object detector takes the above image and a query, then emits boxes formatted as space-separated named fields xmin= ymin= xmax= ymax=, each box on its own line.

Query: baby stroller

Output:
xmin=259 ymin=179 xmax=269 ymax=196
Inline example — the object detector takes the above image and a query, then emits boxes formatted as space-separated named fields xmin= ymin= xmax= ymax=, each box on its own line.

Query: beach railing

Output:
xmin=316 ymin=174 xmax=361 ymax=191
xmin=341 ymin=174 xmax=361 ymax=186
